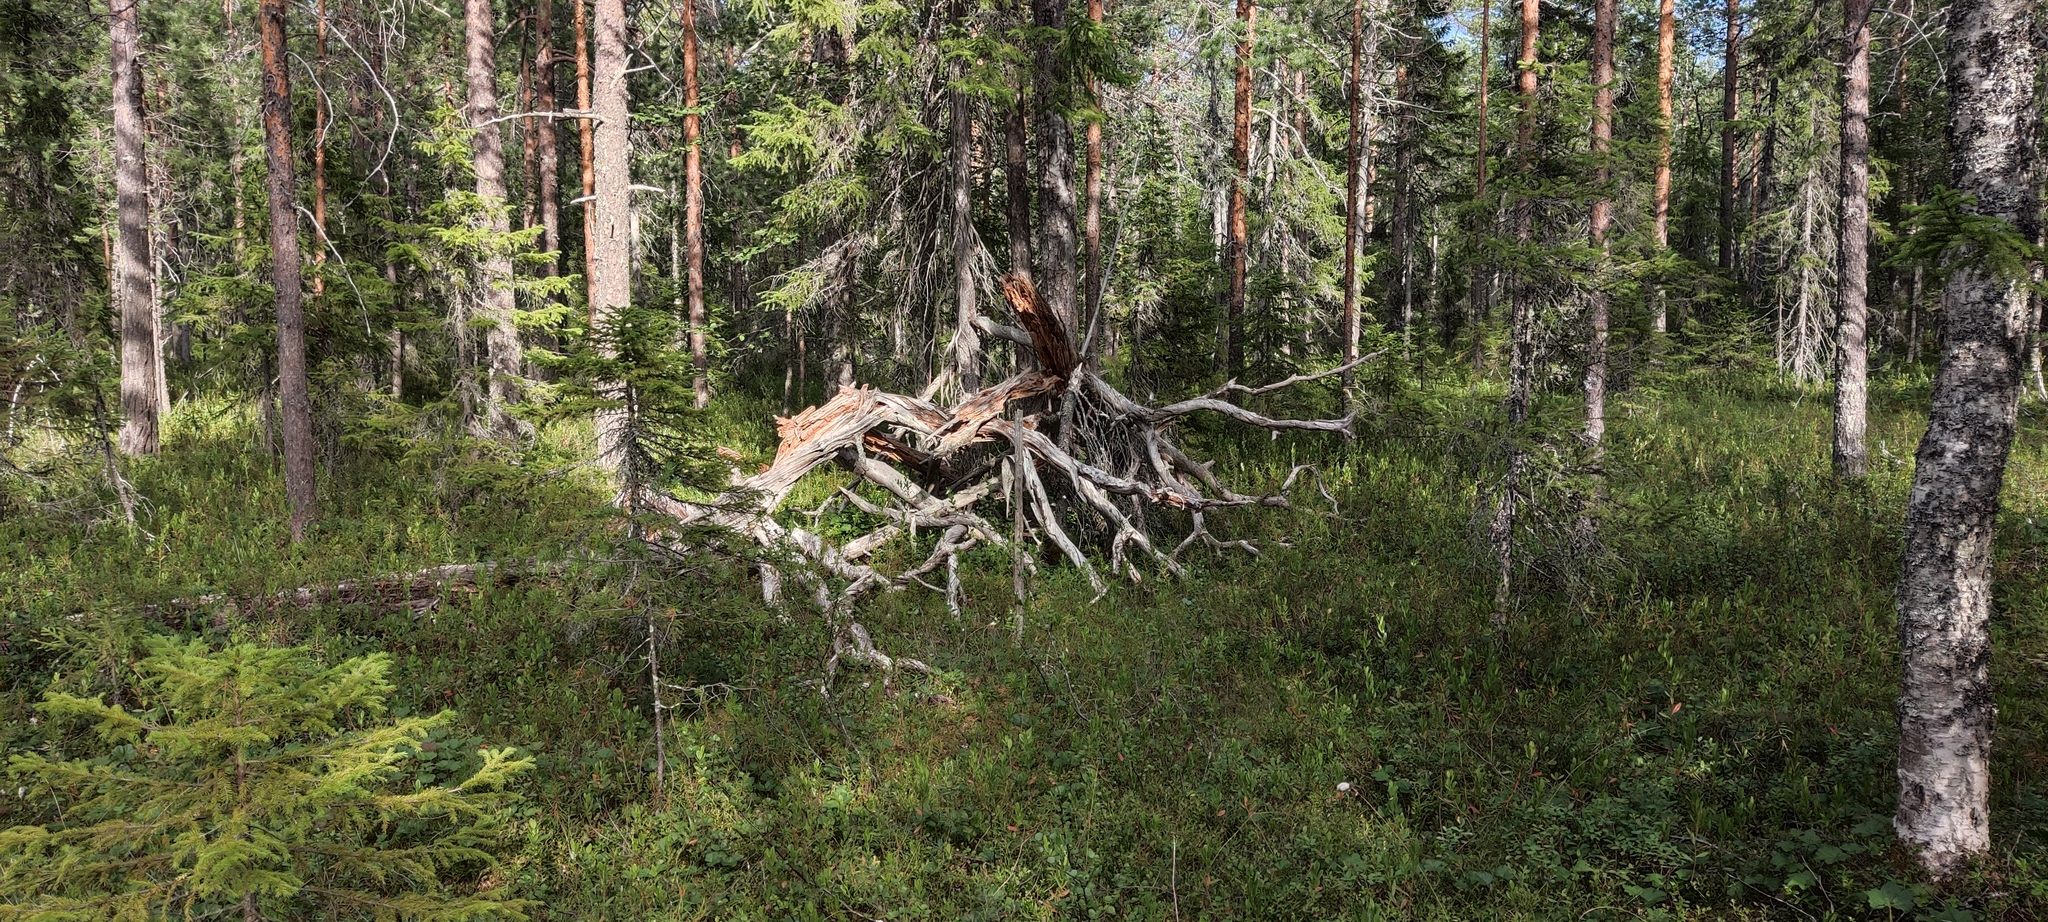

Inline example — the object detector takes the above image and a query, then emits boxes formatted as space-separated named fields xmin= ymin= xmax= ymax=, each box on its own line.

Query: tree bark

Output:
xmin=1389 ymin=59 xmax=1413 ymax=348
xmin=1832 ymin=0 xmax=1873 ymax=478
xmin=590 ymin=0 xmax=632 ymax=480
xmin=681 ymin=0 xmax=709 ymax=408
xmin=1005 ymin=92 xmax=1034 ymax=282
xmin=1469 ymin=0 xmax=1491 ymax=371
xmin=950 ymin=0 xmax=981 ymax=392
xmin=1082 ymin=0 xmax=1105 ymax=365
xmin=111 ymin=0 xmax=161 ymax=456
xmin=310 ymin=0 xmax=327 ymax=298
xmin=1343 ymin=0 xmax=1366 ymax=395
xmin=1585 ymin=0 xmax=1613 ymax=449
xmin=1718 ymin=0 xmax=1740 ymax=272
xmin=1033 ymin=0 xmax=1080 ymax=339
xmin=1492 ymin=0 xmax=1538 ymax=629
xmin=575 ymin=0 xmax=597 ymax=315
xmin=1895 ymin=0 xmax=2038 ymax=878
xmin=260 ymin=0 xmax=316 ymax=540
xmin=467 ymin=0 xmax=524 ymax=437
xmin=1224 ymin=0 xmax=1254 ymax=377
xmin=536 ymin=0 xmax=561 ymax=274
xmin=1652 ymin=0 xmax=1674 ymax=333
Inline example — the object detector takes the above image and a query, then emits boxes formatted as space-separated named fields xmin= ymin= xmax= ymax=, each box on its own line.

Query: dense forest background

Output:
xmin=5 ymin=0 xmax=2048 ymax=917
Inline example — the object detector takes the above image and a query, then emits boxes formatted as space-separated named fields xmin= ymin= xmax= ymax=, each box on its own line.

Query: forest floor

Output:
xmin=7 ymin=363 xmax=2048 ymax=920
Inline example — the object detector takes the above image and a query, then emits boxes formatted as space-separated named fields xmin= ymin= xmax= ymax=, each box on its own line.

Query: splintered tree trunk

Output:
xmin=1342 ymin=0 xmax=1365 ymax=396
xmin=1033 ymin=0 xmax=1080 ymax=338
xmin=681 ymin=0 xmax=709 ymax=408
xmin=1895 ymin=0 xmax=2039 ymax=878
xmin=1225 ymin=0 xmax=1254 ymax=377
xmin=575 ymin=0 xmax=597 ymax=314
xmin=1492 ymin=0 xmax=1538 ymax=629
xmin=260 ymin=0 xmax=316 ymax=540
xmin=467 ymin=0 xmax=524 ymax=437
xmin=1652 ymin=0 xmax=1673 ymax=333
xmin=590 ymin=0 xmax=632 ymax=480
xmin=950 ymin=0 xmax=981 ymax=391
xmin=1718 ymin=0 xmax=1740 ymax=272
xmin=1585 ymin=0 xmax=1613 ymax=449
xmin=1833 ymin=0 xmax=1873 ymax=478
xmin=111 ymin=0 xmax=161 ymax=456
xmin=1469 ymin=0 xmax=1491 ymax=371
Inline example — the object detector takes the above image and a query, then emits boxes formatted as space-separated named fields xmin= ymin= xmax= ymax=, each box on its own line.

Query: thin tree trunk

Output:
xmin=1225 ymin=0 xmax=1254 ymax=377
xmin=1469 ymin=0 xmax=1491 ymax=371
xmin=950 ymin=0 xmax=981 ymax=392
xmin=1833 ymin=0 xmax=1873 ymax=478
xmin=1718 ymin=0 xmax=1740 ymax=272
xmin=111 ymin=0 xmax=161 ymax=456
xmin=1895 ymin=0 xmax=2038 ymax=878
xmin=1343 ymin=0 xmax=1365 ymax=397
xmin=576 ymin=0 xmax=597 ymax=316
xmin=1585 ymin=0 xmax=1613 ymax=449
xmin=536 ymin=0 xmax=561 ymax=274
xmin=1492 ymin=0 xmax=1538 ymax=629
xmin=311 ymin=0 xmax=327 ymax=298
xmin=681 ymin=0 xmax=709 ymax=408
xmin=467 ymin=0 xmax=524 ymax=437
xmin=590 ymin=0 xmax=632 ymax=483
xmin=1652 ymin=0 xmax=1674 ymax=334
xmin=1389 ymin=59 xmax=1413 ymax=352
xmin=1005 ymin=91 xmax=1034 ymax=281
xmin=260 ymin=0 xmax=316 ymax=540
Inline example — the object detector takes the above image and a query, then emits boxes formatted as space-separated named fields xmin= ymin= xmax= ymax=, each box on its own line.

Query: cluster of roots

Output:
xmin=638 ymin=275 xmax=1370 ymax=680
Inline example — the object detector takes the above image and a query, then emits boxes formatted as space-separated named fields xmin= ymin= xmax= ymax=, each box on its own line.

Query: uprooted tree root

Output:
xmin=639 ymin=275 xmax=1375 ymax=688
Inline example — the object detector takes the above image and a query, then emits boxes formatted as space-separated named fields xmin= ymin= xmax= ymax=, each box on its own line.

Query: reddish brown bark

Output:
xmin=1225 ymin=0 xmax=1254 ymax=376
xmin=260 ymin=0 xmax=317 ymax=540
xmin=681 ymin=0 xmax=709 ymax=407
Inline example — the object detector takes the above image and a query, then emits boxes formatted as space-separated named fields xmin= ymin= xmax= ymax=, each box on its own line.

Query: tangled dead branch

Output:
xmin=636 ymin=275 xmax=1374 ymax=680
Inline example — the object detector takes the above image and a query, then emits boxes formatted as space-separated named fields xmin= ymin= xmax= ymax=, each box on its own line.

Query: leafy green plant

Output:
xmin=0 ymin=639 xmax=532 ymax=921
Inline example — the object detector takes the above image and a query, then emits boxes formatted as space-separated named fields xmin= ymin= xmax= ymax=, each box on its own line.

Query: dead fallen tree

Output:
xmin=141 ymin=561 xmax=566 ymax=625
xmin=637 ymin=276 xmax=1374 ymax=678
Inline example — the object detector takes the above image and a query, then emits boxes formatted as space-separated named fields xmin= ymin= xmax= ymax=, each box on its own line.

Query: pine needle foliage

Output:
xmin=0 ymin=639 xmax=533 ymax=922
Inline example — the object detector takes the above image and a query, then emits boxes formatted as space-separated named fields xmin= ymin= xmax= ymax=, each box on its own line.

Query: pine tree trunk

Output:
xmin=950 ymin=0 xmax=981 ymax=392
xmin=1895 ymin=0 xmax=2039 ymax=878
xmin=310 ymin=0 xmax=327 ymax=298
xmin=575 ymin=0 xmax=597 ymax=315
xmin=536 ymin=0 xmax=561 ymax=274
xmin=1492 ymin=0 xmax=1538 ymax=629
xmin=1225 ymin=0 xmax=1254 ymax=377
xmin=1342 ymin=0 xmax=1365 ymax=396
xmin=1651 ymin=0 xmax=1673 ymax=333
xmin=1585 ymin=0 xmax=1613 ymax=449
xmin=681 ymin=0 xmax=709 ymax=408
xmin=1033 ymin=0 xmax=1080 ymax=339
xmin=260 ymin=0 xmax=316 ymax=540
xmin=1082 ymin=0 xmax=1105 ymax=365
xmin=1718 ymin=0 xmax=1740 ymax=272
xmin=467 ymin=0 xmax=524 ymax=437
xmin=1005 ymin=91 xmax=1034 ymax=282
xmin=590 ymin=0 xmax=632 ymax=481
xmin=1832 ymin=0 xmax=1873 ymax=478
xmin=111 ymin=0 xmax=161 ymax=456
xmin=1389 ymin=59 xmax=1413 ymax=350
xmin=1469 ymin=0 xmax=1491 ymax=371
